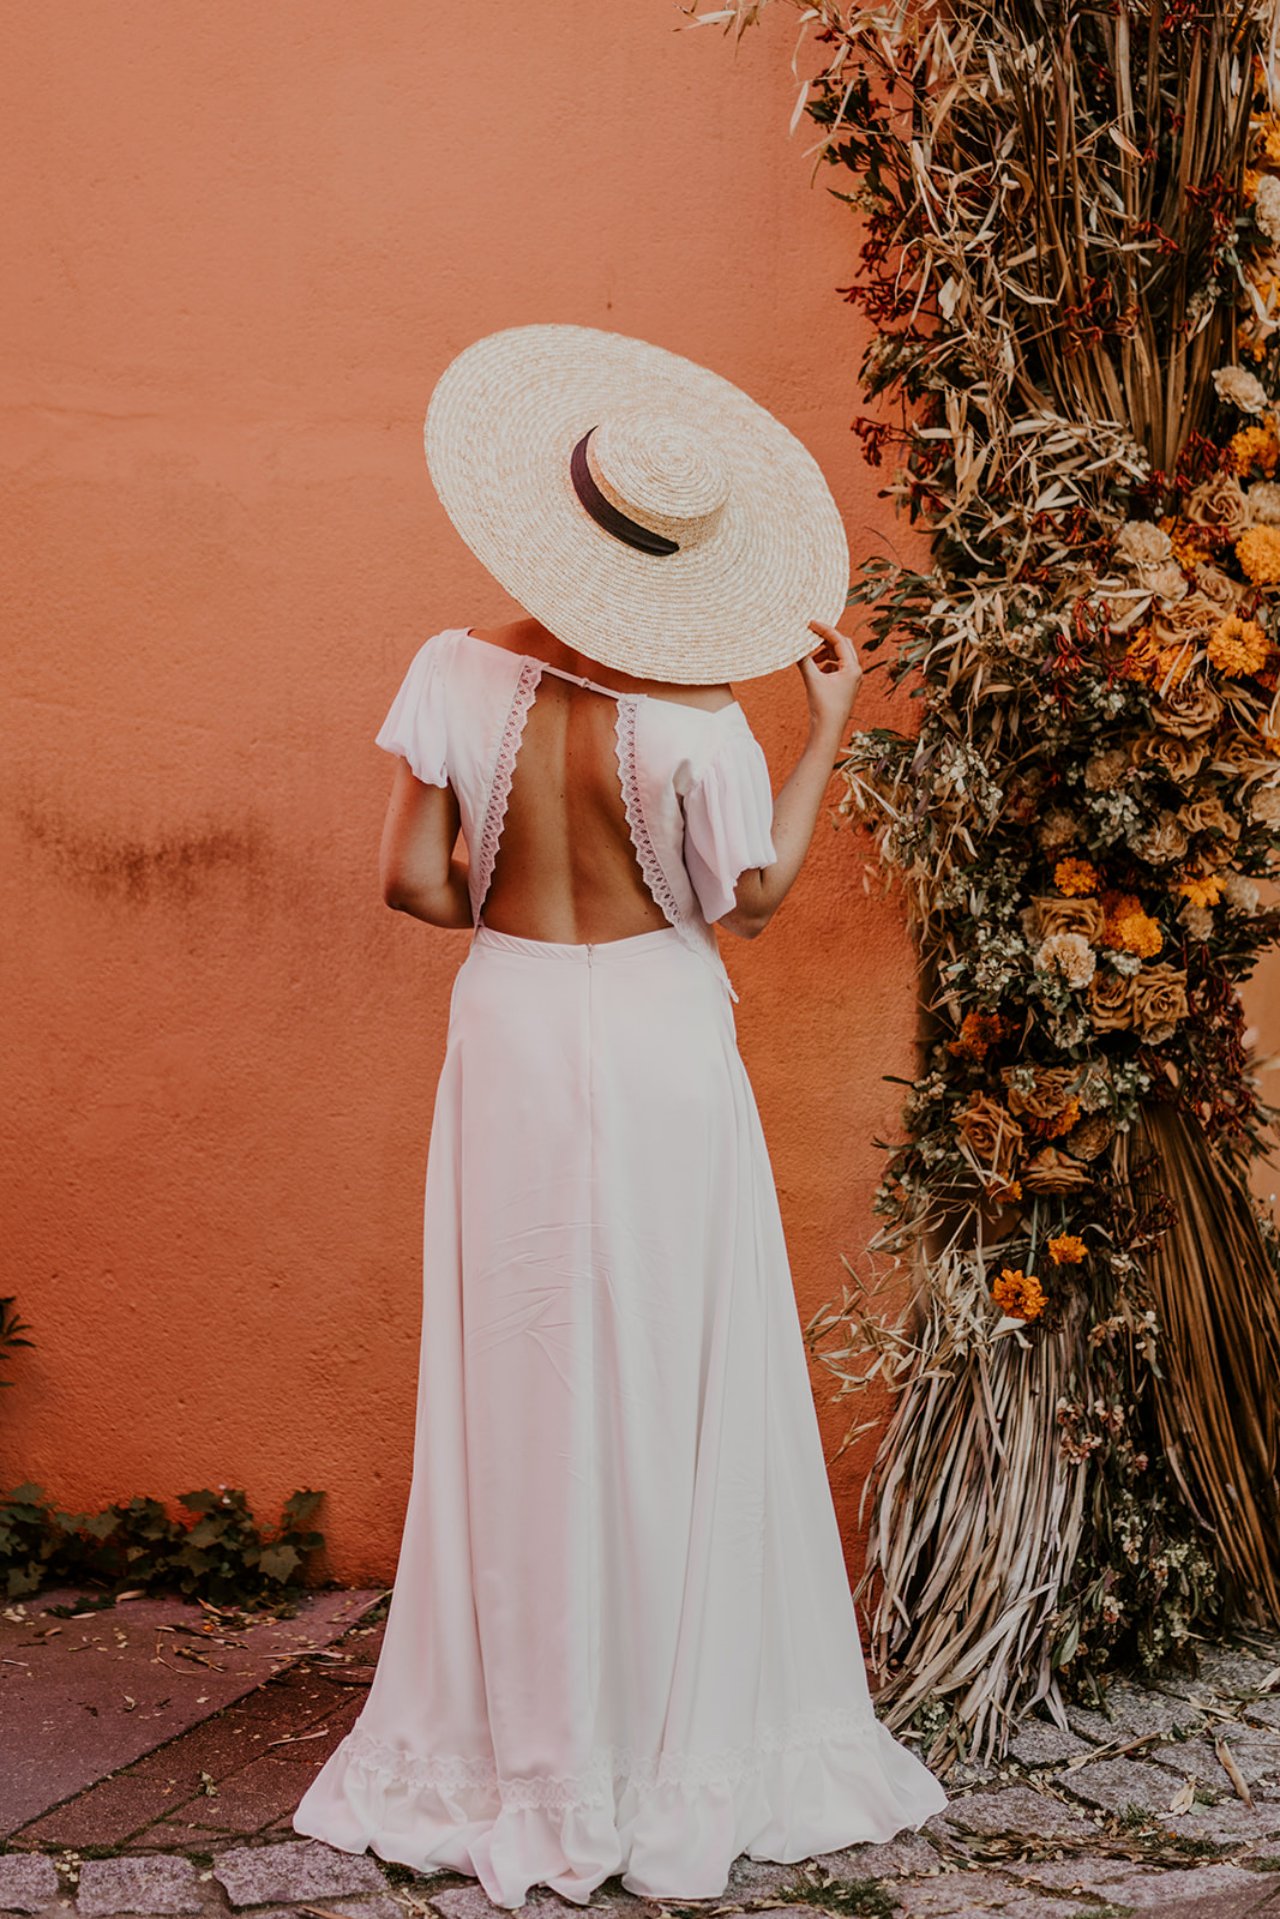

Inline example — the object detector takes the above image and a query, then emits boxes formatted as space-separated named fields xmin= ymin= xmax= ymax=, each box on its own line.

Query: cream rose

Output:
xmin=1213 ymin=363 xmax=1270 ymax=413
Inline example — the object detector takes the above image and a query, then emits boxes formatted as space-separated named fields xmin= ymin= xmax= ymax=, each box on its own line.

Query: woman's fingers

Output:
xmin=803 ymin=619 xmax=859 ymax=675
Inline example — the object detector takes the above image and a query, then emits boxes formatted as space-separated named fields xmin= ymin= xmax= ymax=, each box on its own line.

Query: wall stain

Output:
xmin=14 ymin=798 xmax=267 ymax=903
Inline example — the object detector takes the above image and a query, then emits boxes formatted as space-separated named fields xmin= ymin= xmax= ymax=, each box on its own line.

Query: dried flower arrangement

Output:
xmin=688 ymin=0 xmax=1280 ymax=1766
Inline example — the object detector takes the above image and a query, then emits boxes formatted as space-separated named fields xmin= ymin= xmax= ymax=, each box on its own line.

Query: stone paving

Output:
xmin=5 ymin=1590 xmax=1280 ymax=1917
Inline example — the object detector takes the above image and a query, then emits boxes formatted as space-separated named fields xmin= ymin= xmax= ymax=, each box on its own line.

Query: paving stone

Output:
xmin=1088 ymin=1681 xmax=1202 ymax=1740
xmin=811 ymin=1832 xmax=942 ymax=1877
xmin=1059 ymin=1753 xmax=1197 ymax=1815
xmin=427 ymin=1890 xmax=574 ymax=1919
xmin=1164 ymin=1798 xmax=1280 ymax=1848
xmin=893 ymin=1870 xmax=1082 ymax=1917
xmin=1191 ymin=1646 xmax=1280 ymax=1700
xmin=1147 ymin=1730 xmax=1280 ymax=1794
xmin=1007 ymin=1718 xmax=1094 ymax=1768
xmin=213 ymin=1840 xmax=387 ymax=1906
xmin=723 ymin=1858 xmax=803 ymax=1895
xmin=0 ymin=1854 xmax=60 ymax=1914
xmin=1150 ymin=1879 xmax=1280 ymax=1919
xmin=1020 ymin=1857 xmax=1268 ymax=1908
xmin=250 ymin=1904 xmax=404 ymax=1919
xmin=76 ymin=1855 xmax=203 ymax=1916
xmin=941 ymin=1785 xmax=1096 ymax=1839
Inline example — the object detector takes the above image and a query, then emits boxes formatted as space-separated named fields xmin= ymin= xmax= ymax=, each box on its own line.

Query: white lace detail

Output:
xmin=336 ymin=1702 xmax=883 ymax=1811
xmin=614 ymin=697 xmax=685 ymax=932
xmin=471 ymin=656 xmax=544 ymax=922
xmin=614 ymin=699 xmax=739 ymax=1003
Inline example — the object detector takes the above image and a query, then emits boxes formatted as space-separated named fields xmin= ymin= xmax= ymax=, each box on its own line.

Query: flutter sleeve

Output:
xmin=374 ymin=633 xmax=451 ymax=787
xmin=682 ymin=720 xmax=778 ymax=923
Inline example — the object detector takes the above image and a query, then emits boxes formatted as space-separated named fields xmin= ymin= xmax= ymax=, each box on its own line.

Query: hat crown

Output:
xmin=586 ymin=406 xmax=730 ymax=551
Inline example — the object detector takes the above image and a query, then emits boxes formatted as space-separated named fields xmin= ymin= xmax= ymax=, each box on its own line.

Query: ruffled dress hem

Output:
xmin=291 ymin=1709 xmax=948 ymax=1909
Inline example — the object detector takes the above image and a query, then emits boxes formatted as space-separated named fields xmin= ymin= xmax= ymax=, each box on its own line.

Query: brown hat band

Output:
xmin=569 ymin=427 xmax=679 ymax=558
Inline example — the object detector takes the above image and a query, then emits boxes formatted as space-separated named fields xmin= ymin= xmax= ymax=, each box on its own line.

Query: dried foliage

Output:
xmin=689 ymin=0 xmax=1280 ymax=1764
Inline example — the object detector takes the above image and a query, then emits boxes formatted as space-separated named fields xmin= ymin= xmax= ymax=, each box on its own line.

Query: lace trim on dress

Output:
xmin=337 ymin=1702 xmax=884 ymax=1810
xmin=470 ymin=656 xmax=545 ymax=922
xmin=614 ymin=697 xmax=685 ymax=931
xmin=614 ymin=698 xmax=740 ymax=1004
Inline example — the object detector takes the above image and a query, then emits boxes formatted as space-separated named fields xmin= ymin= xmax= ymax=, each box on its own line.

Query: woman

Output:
xmin=292 ymin=325 xmax=947 ymax=1907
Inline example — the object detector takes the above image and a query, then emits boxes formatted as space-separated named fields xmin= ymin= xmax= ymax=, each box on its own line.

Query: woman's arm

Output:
xmin=718 ymin=619 xmax=862 ymax=941
xmin=379 ymin=759 xmax=474 ymax=927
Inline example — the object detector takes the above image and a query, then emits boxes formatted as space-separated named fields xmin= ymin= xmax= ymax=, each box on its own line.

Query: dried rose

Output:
xmin=956 ymin=1094 xmax=1023 ymax=1176
xmin=1150 ymin=675 xmax=1223 ymax=740
xmin=1184 ymin=470 xmax=1249 ymax=539
xmin=1087 ymin=969 xmax=1134 ymax=1032
xmin=1024 ymin=895 xmax=1107 ymax=944
xmin=1131 ymin=963 xmax=1189 ymax=1044
xmin=1000 ymin=1065 xmax=1080 ymax=1125
xmin=1178 ymin=794 xmax=1240 ymax=841
xmin=1021 ymin=1147 xmax=1091 ymax=1193
xmin=1137 ymin=733 xmax=1209 ymax=783
xmin=1192 ymin=562 xmax=1244 ymax=609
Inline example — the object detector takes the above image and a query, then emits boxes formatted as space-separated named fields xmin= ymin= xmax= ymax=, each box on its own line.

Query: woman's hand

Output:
xmin=799 ymin=618 xmax=862 ymax=743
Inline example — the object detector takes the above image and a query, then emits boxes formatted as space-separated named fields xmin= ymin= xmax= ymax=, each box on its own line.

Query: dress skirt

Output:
xmin=292 ymin=921 xmax=946 ymax=1906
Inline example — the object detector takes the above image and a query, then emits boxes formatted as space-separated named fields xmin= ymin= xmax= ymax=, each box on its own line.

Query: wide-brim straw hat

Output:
xmin=423 ymin=322 xmax=849 ymax=684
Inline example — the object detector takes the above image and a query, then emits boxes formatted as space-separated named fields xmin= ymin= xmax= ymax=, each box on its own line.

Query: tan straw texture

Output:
xmin=423 ymin=323 xmax=849 ymax=684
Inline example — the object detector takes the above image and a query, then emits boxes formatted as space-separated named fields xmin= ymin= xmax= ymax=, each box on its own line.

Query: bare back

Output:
xmin=471 ymin=619 xmax=735 ymax=945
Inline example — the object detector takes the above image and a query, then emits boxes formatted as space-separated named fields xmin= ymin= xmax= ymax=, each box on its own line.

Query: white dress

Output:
xmin=292 ymin=628 xmax=947 ymax=1907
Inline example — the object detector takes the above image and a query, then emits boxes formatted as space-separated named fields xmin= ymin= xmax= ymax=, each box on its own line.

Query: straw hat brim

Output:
xmin=423 ymin=323 xmax=850 ymax=685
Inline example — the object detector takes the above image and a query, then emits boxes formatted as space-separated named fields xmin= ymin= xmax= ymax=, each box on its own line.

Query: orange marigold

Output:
xmin=1165 ymin=518 xmax=1217 ymax=570
xmin=1036 ymin=1097 xmax=1082 ymax=1141
xmin=947 ymin=1009 xmax=1006 ymax=1061
xmin=1048 ymin=1234 xmax=1087 ymax=1266
xmin=1054 ymin=857 xmax=1100 ymax=897
xmin=1207 ymin=614 xmax=1270 ymax=677
xmin=1122 ymin=628 xmax=1161 ymax=684
xmin=1101 ymin=891 xmax=1164 ymax=958
xmin=1229 ymin=422 xmax=1280 ymax=476
xmin=1155 ymin=643 xmax=1196 ymax=688
xmin=991 ymin=1268 xmax=1046 ymax=1321
xmin=1237 ymin=525 xmax=1280 ymax=584
xmin=1177 ymin=873 xmax=1226 ymax=908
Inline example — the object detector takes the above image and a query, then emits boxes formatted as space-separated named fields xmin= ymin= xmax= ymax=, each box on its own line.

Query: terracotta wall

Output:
xmin=1 ymin=1 xmax=918 ymax=1585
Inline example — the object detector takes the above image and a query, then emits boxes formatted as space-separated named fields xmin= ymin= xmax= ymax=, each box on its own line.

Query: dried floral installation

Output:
xmin=689 ymin=0 xmax=1280 ymax=1767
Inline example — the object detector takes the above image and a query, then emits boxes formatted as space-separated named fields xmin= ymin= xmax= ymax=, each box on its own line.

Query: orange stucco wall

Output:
xmin=1 ymin=3 xmax=918 ymax=1585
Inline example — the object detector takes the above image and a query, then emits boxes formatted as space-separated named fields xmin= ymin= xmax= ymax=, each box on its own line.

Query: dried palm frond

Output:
xmin=1116 ymin=1101 xmax=1280 ymax=1618
xmin=850 ymin=1251 xmax=1090 ymax=1768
